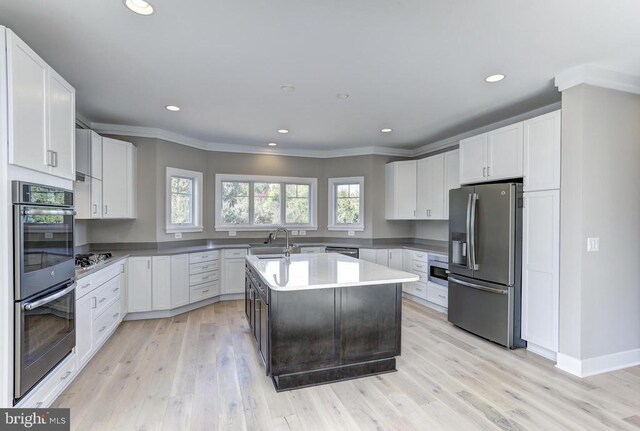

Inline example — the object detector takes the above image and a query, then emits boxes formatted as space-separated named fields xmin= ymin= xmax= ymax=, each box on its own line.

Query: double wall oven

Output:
xmin=13 ymin=182 xmax=76 ymax=402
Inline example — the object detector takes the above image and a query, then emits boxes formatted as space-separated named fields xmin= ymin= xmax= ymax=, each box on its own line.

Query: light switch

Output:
xmin=229 ymin=230 xmax=237 ymax=237
xmin=292 ymin=230 xmax=299 ymax=236
xmin=174 ymin=232 xmax=182 ymax=239
xmin=299 ymin=230 xmax=306 ymax=236
xmin=348 ymin=230 xmax=355 ymax=236
xmin=587 ymin=237 xmax=600 ymax=252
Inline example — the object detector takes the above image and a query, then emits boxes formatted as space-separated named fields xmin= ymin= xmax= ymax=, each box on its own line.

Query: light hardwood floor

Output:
xmin=54 ymin=300 xmax=640 ymax=430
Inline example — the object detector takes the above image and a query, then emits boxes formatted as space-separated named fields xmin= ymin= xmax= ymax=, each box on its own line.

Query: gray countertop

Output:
xmin=75 ymin=241 xmax=448 ymax=280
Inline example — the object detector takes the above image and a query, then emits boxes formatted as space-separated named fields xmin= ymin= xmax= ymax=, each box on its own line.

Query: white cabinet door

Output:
xmin=487 ymin=123 xmax=523 ymax=181
xmin=359 ymin=248 xmax=376 ymax=263
xmin=47 ymin=68 xmax=75 ymax=180
xmin=428 ymin=154 xmax=445 ymax=219
xmin=444 ymin=149 xmax=460 ymax=219
xmin=521 ymin=190 xmax=560 ymax=354
xmin=102 ymin=138 xmax=136 ymax=218
xmin=459 ymin=134 xmax=487 ymax=185
xmin=524 ymin=110 xmax=561 ymax=192
xmin=385 ymin=161 xmax=417 ymax=219
xmin=171 ymin=254 xmax=190 ymax=308
xmin=73 ymin=180 xmax=92 ymax=219
xmin=388 ymin=249 xmax=403 ymax=270
xmin=375 ymin=249 xmax=389 ymax=266
xmin=416 ymin=157 xmax=431 ymax=220
xmin=75 ymin=293 xmax=93 ymax=368
xmin=223 ymin=258 xmax=245 ymax=294
xmin=90 ymin=131 xmax=103 ymax=180
xmin=7 ymin=30 xmax=48 ymax=173
xmin=152 ymin=256 xmax=171 ymax=310
xmin=90 ymin=178 xmax=103 ymax=218
xmin=127 ymin=257 xmax=152 ymax=312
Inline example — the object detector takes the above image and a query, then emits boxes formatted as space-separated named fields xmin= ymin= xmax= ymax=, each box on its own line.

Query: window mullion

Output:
xmin=281 ymin=182 xmax=286 ymax=226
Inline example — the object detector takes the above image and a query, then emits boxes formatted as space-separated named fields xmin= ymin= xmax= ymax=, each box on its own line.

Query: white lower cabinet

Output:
xmin=358 ymin=248 xmax=376 ymax=263
xmin=375 ymin=249 xmax=389 ymax=266
xmin=300 ymin=246 xmax=326 ymax=253
xmin=152 ymin=256 xmax=172 ymax=310
xmin=388 ymin=249 xmax=403 ymax=270
xmin=76 ymin=293 xmax=94 ymax=367
xmin=222 ymin=249 xmax=248 ymax=295
xmin=189 ymin=250 xmax=220 ymax=302
xmin=521 ymin=190 xmax=560 ymax=356
xmin=170 ymin=254 xmax=190 ymax=308
xmin=127 ymin=256 xmax=152 ymax=312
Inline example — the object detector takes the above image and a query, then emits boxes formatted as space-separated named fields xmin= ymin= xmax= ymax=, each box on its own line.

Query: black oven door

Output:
xmin=15 ymin=282 xmax=76 ymax=400
xmin=15 ymin=205 xmax=75 ymax=300
xmin=429 ymin=263 xmax=449 ymax=286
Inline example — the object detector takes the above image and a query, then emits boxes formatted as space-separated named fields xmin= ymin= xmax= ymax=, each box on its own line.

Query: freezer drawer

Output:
xmin=447 ymin=275 xmax=513 ymax=348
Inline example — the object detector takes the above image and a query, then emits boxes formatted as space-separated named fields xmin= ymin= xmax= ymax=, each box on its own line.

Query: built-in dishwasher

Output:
xmin=325 ymin=246 xmax=359 ymax=259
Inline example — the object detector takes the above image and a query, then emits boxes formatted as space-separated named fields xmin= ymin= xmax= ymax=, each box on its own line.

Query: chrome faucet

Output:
xmin=271 ymin=227 xmax=291 ymax=257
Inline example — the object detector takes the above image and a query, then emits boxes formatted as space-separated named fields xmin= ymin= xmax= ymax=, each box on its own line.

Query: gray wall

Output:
xmin=86 ymin=137 xmax=413 ymax=243
xmin=559 ymin=84 xmax=640 ymax=361
xmin=414 ymin=220 xmax=449 ymax=241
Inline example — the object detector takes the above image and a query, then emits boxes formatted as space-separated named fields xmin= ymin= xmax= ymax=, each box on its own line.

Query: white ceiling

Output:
xmin=1 ymin=0 xmax=639 ymax=151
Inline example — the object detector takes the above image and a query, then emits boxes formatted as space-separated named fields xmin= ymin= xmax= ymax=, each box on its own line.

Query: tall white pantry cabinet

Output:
xmin=520 ymin=110 xmax=561 ymax=360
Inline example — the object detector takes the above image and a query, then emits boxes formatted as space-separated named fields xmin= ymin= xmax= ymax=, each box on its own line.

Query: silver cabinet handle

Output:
xmin=98 ymin=297 xmax=106 ymax=303
xmin=93 ymin=204 xmax=97 ymax=214
xmin=147 ymin=260 xmax=150 ymax=269
xmin=60 ymin=371 xmax=72 ymax=380
xmin=487 ymin=166 xmax=490 ymax=177
xmin=35 ymin=402 xmax=43 ymax=408
xmin=99 ymin=326 xmax=107 ymax=333
xmin=482 ymin=167 xmax=486 ymax=177
xmin=91 ymin=297 xmax=97 ymax=308
xmin=202 ymin=290 xmax=209 ymax=293
xmin=80 ymin=281 xmax=92 ymax=289
xmin=113 ymin=287 xmax=119 ymax=292
xmin=52 ymin=151 xmax=58 ymax=167
xmin=46 ymin=150 xmax=55 ymax=167
xmin=113 ymin=313 xmax=119 ymax=318
xmin=104 ymin=205 xmax=108 ymax=214
xmin=438 ymin=294 xmax=446 ymax=299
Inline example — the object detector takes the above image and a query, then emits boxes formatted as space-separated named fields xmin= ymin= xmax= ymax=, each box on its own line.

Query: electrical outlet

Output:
xmin=174 ymin=232 xmax=182 ymax=239
xmin=299 ymin=230 xmax=306 ymax=236
xmin=229 ymin=230 xmax=237 ymax=237
xmin=292 ymin=230 xmax=299 ymax=236
xmin=348 ymin=230 xmax=355 ymax=236
xmin=587 ymin=237 xmax=600 ymax=252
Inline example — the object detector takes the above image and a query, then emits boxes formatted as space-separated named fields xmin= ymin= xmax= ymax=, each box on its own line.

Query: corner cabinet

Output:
xmin=102 ymin=137 xmax=137 ymax=219
xmin=127 ymin=257 xmax=152 ymax=312
xmin=459 ymin=123 xmax=523 ymax=185
xmin=524 ymin=110 xmax=561 ymax=192
xmin=385 ymin=160 xmax=417 ymax=219
xmin=416 ymin=154 xmax=445 ymax=220
xmin=5 ymin=28 xmax=76 ymax=180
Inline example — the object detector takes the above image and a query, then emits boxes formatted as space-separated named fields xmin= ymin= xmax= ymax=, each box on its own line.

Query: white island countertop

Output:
xmin=246 ymin=253 xmax=419 ymax=291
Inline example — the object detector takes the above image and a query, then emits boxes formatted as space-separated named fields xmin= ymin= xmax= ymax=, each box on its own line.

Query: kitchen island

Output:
xmin=245 ymin=253 xmax=419 ymax=391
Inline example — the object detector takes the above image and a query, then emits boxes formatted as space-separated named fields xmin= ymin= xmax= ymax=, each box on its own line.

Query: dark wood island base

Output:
xmin=245 ymin=263 xmax=403 ymax=391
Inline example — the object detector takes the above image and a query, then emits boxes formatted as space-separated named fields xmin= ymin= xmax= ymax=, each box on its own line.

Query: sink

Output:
xmin=249 ymin=245 xmax=301 ymax=256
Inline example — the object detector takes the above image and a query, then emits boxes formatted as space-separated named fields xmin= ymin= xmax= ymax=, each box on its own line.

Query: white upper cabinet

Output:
xmin=6 ymin=29 xmax=75 ymax=180
xmin=524 ymin=110 xmax=561 ymax=192
xmin=416 ymin=154 xmax=445 ymax=220
xmin=486 ymin=122 xmax=524 ymax=181
xmin=443 ymin=149 xmax=460 ymax=219
xmin=385 ymin=160 xmax=417 ymax=219
xmin=76 ymin=129 xmax=103 ymax=180
xmin=459 ymin=123 xmax=523 ymax=185
xmin=47 ymin=68 xmax=75 ymax=179
xmin=102 ymin=137 xmax=137 ymax=219
xmin=459 ymin=134 xmax=487 ymax=184
xmin=6 ymin=30 xmax=47 ymax=173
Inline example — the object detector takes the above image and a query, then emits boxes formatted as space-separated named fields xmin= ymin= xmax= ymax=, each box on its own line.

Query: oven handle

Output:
xmin=22 ymin=208 xmax=76 ymax=216
xmin=22 ymin=283 xmax=76 ymax=310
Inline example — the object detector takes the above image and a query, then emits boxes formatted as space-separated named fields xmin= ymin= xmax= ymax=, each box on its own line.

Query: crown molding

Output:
xmin=555 ymin=65 xmax=640 ymax=95
xmin=87 ymin=100 xmax=561 ymax=160
xmin=90 ymin=122 xmax=413 ymax=159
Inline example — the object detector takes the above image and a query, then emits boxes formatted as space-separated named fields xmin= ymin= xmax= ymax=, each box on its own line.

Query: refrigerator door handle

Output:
xmin=465 ymin=193 xmax=473 ymax=269
xmin=449 ymin=276 xmax=507 ymax=295
xmin=469 ymin=193 xmax=479 ymax=270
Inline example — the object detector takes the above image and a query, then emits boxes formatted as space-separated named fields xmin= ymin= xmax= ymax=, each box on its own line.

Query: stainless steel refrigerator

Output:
xmin=448 ymin=182 xmax=526 ymax=349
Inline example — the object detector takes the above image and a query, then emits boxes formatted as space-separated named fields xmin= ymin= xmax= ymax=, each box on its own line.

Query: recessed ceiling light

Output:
xmin=281 ymin=85 xmax=295 ymax=92
xmin=268 ymin=142 xmax=278 ymax=147
xmin=124 ymin=0 xmax=154 ymax=15
xmin=165 ymin=105 xmax=180 ymax=112
xmin=381 ymin=128 xmax=393 ymax=133
xmin=485 ymin=74 xmax=506 ymax=83
xmin=337 ymin=94 xmax=349 ymax=99
xmin=277 ymin=129 xmax=289 ymax=134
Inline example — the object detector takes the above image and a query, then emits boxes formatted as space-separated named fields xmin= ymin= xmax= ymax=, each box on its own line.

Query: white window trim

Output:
xmin=328 ymin=176 xmax=365 ymax=231
xmin=215 ymin=174 xmax=318 ymax=231
xmin=166 ymin=167 xmax=204 ymax=233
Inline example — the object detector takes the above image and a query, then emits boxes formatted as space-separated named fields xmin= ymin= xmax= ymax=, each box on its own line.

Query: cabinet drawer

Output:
xmin=409 ymin=282 xmax=428 ymax=299
xmin=92 ymin=276 xmax=121 ymax=320
xmin=93 ymin=300 xmax=121 ymax=348
xmin=412 ymin=260 xmax=429 ymax=274
xmin=189 ymin=250 xmax=220 ymax=264
xmin=223 ymin=248 xmax=247 ymax=258
xmin=189 ymin=260 xmax=219 ymax=275
xmin=189 ymin=270 xmax=219 ymax=286
xmin=427 ymin=283 xmax=448 ymax=307
xmin=190 ymin=282 xmax=218 ymax=303
xmin=76 ymin=261 xmax=125 ymax=299
xmin=412 ymin=251 xmax=429 ymax=263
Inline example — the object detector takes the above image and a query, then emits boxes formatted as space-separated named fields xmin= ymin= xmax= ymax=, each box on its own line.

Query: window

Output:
xmin=166 ymin=167 xmax=203 ymax=233
xmin=215 ymin=174 xmax=317 ymax=231
xmin=328 ymin=176 xmax=364 ymax=231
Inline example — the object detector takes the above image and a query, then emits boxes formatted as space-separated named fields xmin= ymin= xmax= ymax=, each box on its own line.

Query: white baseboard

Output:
xmin=557 ymin=348 xmax=640 ymax=377
xmin=527 ymin=342 xmax=557 ymax=362
xmin=124 ymin=293 xmax=244 ymax=321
